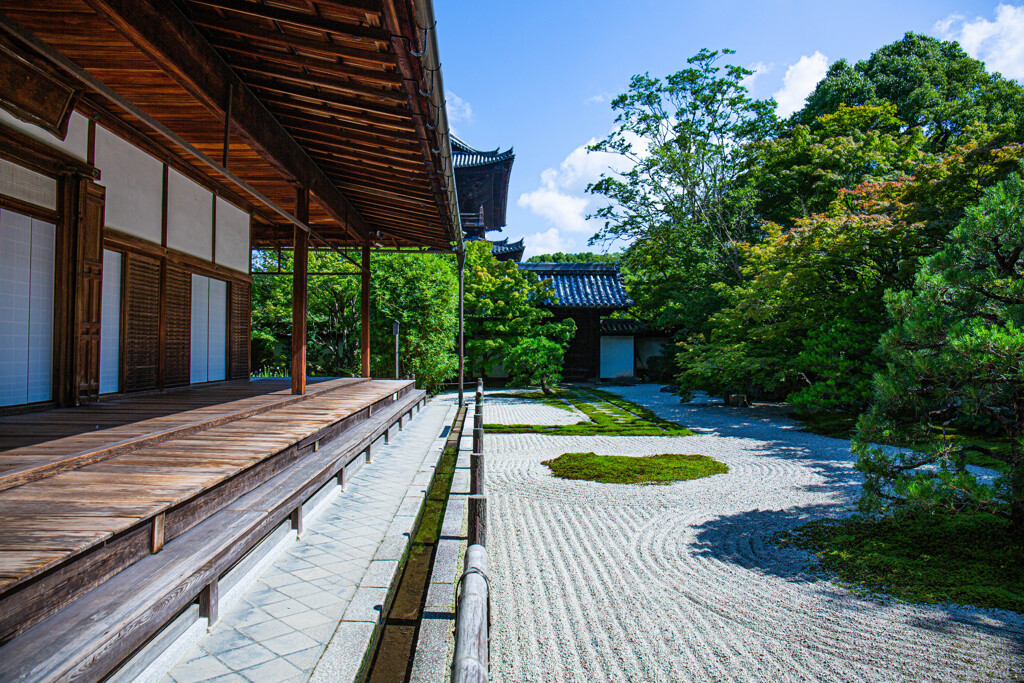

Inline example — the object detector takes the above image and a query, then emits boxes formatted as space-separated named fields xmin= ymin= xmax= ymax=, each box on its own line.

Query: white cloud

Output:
xmin=518 ymin=138 xmax=630 ymax=235
xmin=935 ymin=4 xmax=1024 ymax=81
xmin=773 ymin=51 xmax=829 ymax=117
xmin=521 ymin=228 xmax=570 ymax=259
xmin=741 ymin=61 xmax=773 ymax=93
xmin=584 ymin=92 xmax=612 ymax=105
xmin=446 ymin=91 xmax=473 ymax=133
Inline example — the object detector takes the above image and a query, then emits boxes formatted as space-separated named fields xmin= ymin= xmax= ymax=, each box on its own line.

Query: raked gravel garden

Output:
xmin=482 ymin=384 xmax=1024 ymax=682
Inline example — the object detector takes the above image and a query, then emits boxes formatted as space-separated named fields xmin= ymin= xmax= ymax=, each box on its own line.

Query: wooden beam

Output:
xmin=193 ymin=14 xmax=390 ymax=68
xmin=291 ymin=189 xmax=309 ymax=395
xmin=361 ymin=244 xmax=370 ymax=378
xmin=82 ymin=0 xmax=369 ymax=240
xmin=189 ymin=0 xmax=389 ymax=43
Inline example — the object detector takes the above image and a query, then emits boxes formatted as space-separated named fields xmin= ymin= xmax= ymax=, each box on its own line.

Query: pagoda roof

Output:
xmin=518 ymin=263 xmax=633 ymax=309
xmin=451 ymin=134 xmax=515 ymax=168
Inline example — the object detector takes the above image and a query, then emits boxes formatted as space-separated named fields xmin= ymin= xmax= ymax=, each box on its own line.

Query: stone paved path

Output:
xmin=161 ymin=399 xmax=455 ymax=683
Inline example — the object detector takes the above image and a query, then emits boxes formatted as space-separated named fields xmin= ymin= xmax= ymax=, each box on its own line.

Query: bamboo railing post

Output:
xmin=470 ymin=451 xmax=484 ymax=496
xmin=468 ymin=494 xmax=487 ymax=547
xmin=451 ymin=544 xmax=488 ymax=683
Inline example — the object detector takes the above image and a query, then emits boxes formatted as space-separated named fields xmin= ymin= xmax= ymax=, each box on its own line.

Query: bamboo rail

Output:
xmin=453 ymin=379 xmax=488 ymax=682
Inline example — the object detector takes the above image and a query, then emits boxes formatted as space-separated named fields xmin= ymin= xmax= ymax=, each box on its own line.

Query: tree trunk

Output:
xmin=1011 ymin=443 xmax=1023 ymax=536
xmin=540 ymin=377 xmax=554 ymax=395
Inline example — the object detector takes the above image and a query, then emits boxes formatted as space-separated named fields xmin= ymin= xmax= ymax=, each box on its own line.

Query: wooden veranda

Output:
xmin=0 ymin=377 xmax=427 ymax=680
xmin=0 ymin=0 xmax=468 ymax=679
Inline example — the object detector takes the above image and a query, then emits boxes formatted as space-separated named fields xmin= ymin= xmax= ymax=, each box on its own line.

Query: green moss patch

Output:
xmin=542 ymin=452 xmax=728 ymax=485
xmin=486 ymin=387 xmax=694 ymax=436
xmin=489 ymin=391 xmax=573 ymax=411
xmin=775 ymin=513 xmax=1024 ymax=612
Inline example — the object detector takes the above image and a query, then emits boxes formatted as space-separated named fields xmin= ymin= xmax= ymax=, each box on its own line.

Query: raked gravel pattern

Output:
xmin=483 ymin=390 xmax=584 ymax=426
xmin=486 ymin=384 xmax=1024 ymax=683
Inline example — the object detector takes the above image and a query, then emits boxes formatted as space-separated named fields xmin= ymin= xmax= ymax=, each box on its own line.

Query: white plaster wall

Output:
xmin=600 ymin=336 xmax=634 ymax=378
xmin=215 ymin=196 xmax=250 ymax=274
xmin=0 ymin=158 xmax=56 ymax=211
xmin=167 ymin=168 xmax=213 ymax=260
xmin=94 ymin=125 xmax=163 ymax=244
xmin=0 ymin=110 xmax=88 ymax=161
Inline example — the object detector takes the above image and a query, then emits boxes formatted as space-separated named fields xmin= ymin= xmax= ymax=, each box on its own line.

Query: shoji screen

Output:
xmin=99 ymin=249 xmax=122 ymax=394
xmin=0 ymin=208 xmax=55 ymax=407
xmin=190 ymin=273 xmax=228 ymax=383
xmin=207 ymin=278 xmax=227 ymax=382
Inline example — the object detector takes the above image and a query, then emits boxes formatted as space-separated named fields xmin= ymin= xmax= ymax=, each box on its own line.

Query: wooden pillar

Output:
xmin=457 ymin=247 xmax=465 ymax=407
xmin=291 ymin=189 xmax=309 ymax=395
xmin=361 ymin=244 xmax=371 ymax=377
xmin=54 ymin=174 xmax=106 ymax=407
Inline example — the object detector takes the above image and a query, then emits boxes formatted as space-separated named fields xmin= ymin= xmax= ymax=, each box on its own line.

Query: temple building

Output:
xmin=0 ymin=1 xmax=466 ymax=679
xmin=452 ymin=134 xmax=524 ymax=262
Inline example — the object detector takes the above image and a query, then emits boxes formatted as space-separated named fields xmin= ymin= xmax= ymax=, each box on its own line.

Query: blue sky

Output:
xmin=433 ymin=1 xmax=1024 ymax=257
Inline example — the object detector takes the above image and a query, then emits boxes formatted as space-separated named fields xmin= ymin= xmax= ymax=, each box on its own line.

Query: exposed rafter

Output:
xmin=82 ymin=0 xmax=370 ymax=242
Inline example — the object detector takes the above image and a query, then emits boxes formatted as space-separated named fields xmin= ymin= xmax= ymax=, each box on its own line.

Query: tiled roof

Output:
xmin=518 ymin=263 xmax=633 ymax=309
xmin=600 ymin=318 xmax=645 ymax=335
xmin=491 ymin=237 xmax=524 ymax=254
xmin=451 ymin=134 xmax=515 ymax=168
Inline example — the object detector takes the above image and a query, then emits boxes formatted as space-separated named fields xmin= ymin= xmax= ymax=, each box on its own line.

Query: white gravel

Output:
xmin=486 ymin=384 xmax=1024 ymax=682
xmin=484 ymin=389 xmax=585 ymax=426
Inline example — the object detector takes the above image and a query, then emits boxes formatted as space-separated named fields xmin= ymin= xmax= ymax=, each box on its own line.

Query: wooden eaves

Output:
xmin=0 ymin=0 xmax=461 ymax=253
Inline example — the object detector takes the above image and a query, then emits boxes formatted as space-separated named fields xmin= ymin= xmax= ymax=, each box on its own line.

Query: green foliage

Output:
xmin=775 ymin=513 xmax=1024 ymax=612
xmin=464 ymin=241 xmax=575 ymax=377
xmin=368 ymin=253 xmax=459 ymax=392
xmin=525 ymin=252 xmax=621 ymax=263
xmin=485 ymin=387 xmax=693 ymax=436
xmin=250 ymin=250 xmax=459 ymax=393
xmin=504 ymin=337 xmax=566 ymax=392
xmin=251 ymin=250 xmax=361 ymax=377
xmin=854 ymin=170 xmax=1024 ymax=529
xmin=746 ymin=104 xmax=928 ymax=226
xmin=542 ymin=452 xmax=728 ymax=485
xmin=587 ymin=48 xmax=779 ymax=339
xmin=793 ymin=32 xmax=1024 ymax=150
xmin=677 ymin=180 xmax=930 ymax=410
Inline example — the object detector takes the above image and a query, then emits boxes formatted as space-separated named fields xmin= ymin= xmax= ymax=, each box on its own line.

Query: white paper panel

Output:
xmin=207 ymin=278 xmax=228 ymax=381
xmin=168 ymin=169 xmax=213 ymax=260
xmin=0 ymin=110 xmax=89 ymax=161
xmin=0 ymin=158 xmax=56 ymax=211
xmin=100 ymin=250 xmax=122 ymax=394
xmin=215 ymin=197 xmax=251 ymax=273
xmin=599 ymin=336 xmax=634 ymax=378
xmin=0 ymin=209 xmax=31 ymax=406
xmin=190 ymin=274 xmax=209 ymax=383
xmin=95 ymin=126 xmax=163 ymax=243
xmin=26 ymin=219 xmax=54 ymax=402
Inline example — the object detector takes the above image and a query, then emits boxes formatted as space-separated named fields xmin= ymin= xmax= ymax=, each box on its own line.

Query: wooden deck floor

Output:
xmin=0 ymin=377 xmax=339 ymax=454
xmin=0 ymin=378 xmax=414 ymax=594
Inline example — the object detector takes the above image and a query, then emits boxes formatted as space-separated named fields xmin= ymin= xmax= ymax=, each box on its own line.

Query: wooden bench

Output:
xmin=0 ymin=387 xmax=427 ymax=682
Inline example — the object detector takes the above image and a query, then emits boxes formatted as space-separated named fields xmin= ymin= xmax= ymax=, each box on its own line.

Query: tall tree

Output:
xmin=463 ymin=241 xmax=575 ymax=377
xmin=588 ymin=48 xmax=779 ymax=281
xmin=854 ymin=170 xmax=1024 ymax=531
xmin=793 ymin=33 xmax=1024 ymax=150
xmin=746 ymin=103 xmax=928 ymax=226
